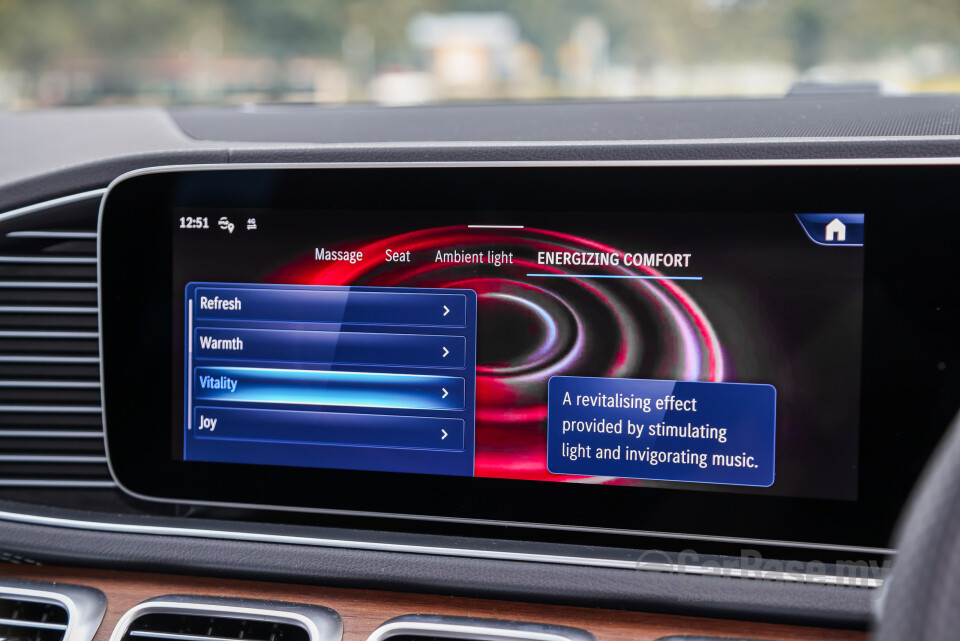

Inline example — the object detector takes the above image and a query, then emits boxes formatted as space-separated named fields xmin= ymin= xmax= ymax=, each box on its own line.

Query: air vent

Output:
xmin=0 ymin=191 xmax=109 ymax=487
xmin=110 ymin=597 xmax=342 ymax=641
xmin=367 ymin=616 xmax=596 ymax=641
xmin=0 ymin=578 xmax=106 ymax=641
xmin=0 ymin=595 xmax=68 ymax=641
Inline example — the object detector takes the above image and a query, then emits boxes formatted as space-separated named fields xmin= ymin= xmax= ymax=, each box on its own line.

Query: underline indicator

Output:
xmin=468 ymin=224 xmax=525 ymax=229
xmin=525 ymin=273 xmax=703 ymax=280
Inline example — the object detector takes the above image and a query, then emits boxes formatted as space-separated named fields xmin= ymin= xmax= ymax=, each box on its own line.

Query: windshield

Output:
xmin=1 ymin=0 xmax=957 ymax=109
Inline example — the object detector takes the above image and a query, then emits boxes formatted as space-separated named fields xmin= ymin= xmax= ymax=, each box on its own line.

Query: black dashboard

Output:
xmin=4 ymin=94 xmax=960 ymax=634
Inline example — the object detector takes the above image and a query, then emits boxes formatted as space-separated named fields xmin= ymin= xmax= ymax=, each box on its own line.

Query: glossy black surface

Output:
xmin=99 ymin=165 xmax=960 ymax=550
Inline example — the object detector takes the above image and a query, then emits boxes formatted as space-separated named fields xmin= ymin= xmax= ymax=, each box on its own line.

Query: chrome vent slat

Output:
xmin=7 ymin=232 xmax=99 ymax=239
xmin=0 ymin=455 xmax=107 ymax=463
xmin=0 ymin=282 xmax=98 ymax=289
xmin=366 ymin=616 xmax=596 ymax=641
xmin=0 ymin=616 xmax=68 ymax=630
xmin=0 ymin=355 xmax=99 ymax=363
xmin=0 ymin=380 xmax=100 ymax=388
xmin=0 ymin=406 xmax=102 ymax=413
xmin=0 ymin=306 xmax=98 ymax=314
xmin=0 ymin=191 xmax=111 ymax=487
xmin=0 ymin=331 xmax=99 ymax=339
xmin=129 ymin=632 xmax=271 ymax=641
xmin=0 ymin=479 xmax=115 ymax=487
xmin=0 ymin=430 xmax=103 ymax=438
xmin=0 ymin=277 xmax=97 ymax=288
xmin=0 ymin=256 xmax=97 ymax=264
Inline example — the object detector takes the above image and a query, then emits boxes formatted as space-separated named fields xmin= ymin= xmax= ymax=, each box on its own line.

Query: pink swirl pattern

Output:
xmin=270 ymin=226 xmax=725 ymax=483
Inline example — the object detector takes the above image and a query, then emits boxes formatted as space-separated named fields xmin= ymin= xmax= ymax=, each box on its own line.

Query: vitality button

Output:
xmin=194 ymin=366 xmax=466 ymax=411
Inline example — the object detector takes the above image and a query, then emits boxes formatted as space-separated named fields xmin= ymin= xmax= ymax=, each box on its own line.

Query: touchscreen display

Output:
xmin=173 ymin=209 xmax=865 ymax=501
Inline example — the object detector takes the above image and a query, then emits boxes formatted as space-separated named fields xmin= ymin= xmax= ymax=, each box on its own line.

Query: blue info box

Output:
xmin=547 ymin=377 xmax=776 ymax=487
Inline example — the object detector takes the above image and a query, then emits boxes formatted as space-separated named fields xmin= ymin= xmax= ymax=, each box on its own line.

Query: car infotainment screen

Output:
xmin=175 ymin=209 xmax=863 ymax=500
xmin=99 ymin=164 xmax=960 ymax=550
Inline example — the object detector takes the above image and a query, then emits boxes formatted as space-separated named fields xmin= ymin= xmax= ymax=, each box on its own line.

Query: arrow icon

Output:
xmin=442 ymin=346 xmax=450 ymax=358
xmin=441 ymin=387 xmax=449 ymax=399
xmin=443 ymin=305 xmax=450 ymax=317
xmin=441 ymin=429 xmax=448 ymax=440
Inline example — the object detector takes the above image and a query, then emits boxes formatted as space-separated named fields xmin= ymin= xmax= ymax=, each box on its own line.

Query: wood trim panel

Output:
xmin=0 ymin=566 xmax=866 ymax=641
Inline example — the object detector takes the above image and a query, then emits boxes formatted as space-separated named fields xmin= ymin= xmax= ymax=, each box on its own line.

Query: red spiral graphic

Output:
xmin=270 ymin=226 xmax=724 ymax=483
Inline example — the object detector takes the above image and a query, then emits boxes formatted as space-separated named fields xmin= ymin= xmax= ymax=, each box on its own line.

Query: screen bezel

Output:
xmin=99 ymin=162 xmax=960 ymax=552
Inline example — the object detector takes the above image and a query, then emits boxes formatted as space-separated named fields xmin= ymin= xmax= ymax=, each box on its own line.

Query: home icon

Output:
xmin=825 ymin=218 xmax=846 ymax=242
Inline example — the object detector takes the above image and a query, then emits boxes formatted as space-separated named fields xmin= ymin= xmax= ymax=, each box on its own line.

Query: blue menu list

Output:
xmin=546 ymin=377 xmax=776 ymax=487
xmin=184 ymin=283 xmax=478 ymax=476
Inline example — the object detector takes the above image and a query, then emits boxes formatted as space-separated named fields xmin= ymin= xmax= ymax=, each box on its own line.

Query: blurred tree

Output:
xmin=788 ymin=6 xmax=825 ymax=71
xmin=222 ymin=0 xmax=343 ymax=58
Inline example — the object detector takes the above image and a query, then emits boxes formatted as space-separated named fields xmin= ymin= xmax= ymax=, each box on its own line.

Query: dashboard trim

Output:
xmin=0 ymin=564 xmax=872 ymax=641
xmin=99 ymin=158 xmax=960 ymax=181
xmin=0 ymin=507 xmax=884 ymax=588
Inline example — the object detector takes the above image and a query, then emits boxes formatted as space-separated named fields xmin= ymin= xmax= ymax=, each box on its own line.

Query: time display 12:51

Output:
xmin=179 ymin=216 xmax=210 ymax=230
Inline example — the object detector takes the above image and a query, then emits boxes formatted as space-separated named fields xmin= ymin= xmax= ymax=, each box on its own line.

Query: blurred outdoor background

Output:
xmin=3 ymin=0 xmax=960 ymax=110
